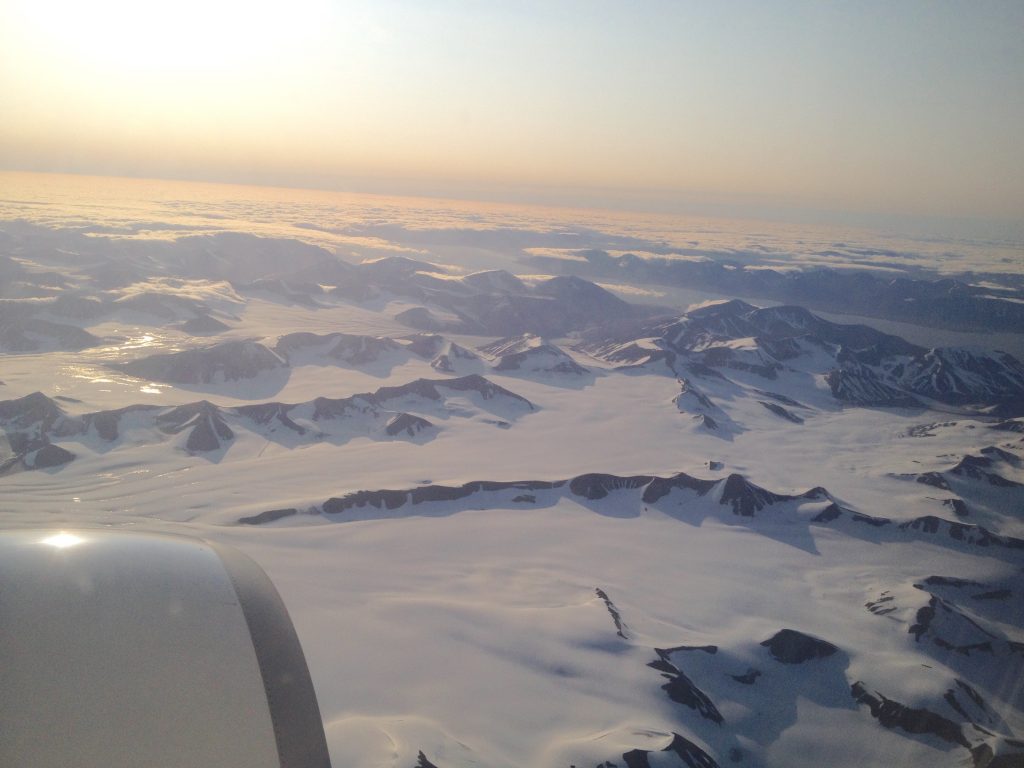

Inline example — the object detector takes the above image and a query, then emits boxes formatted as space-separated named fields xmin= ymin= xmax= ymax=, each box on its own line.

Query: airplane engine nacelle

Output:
xmin=0 ymin=529 xmax=331 ymax=768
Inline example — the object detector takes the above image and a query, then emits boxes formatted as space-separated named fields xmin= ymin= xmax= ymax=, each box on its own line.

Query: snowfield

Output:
xmin=1 ymin=186 xmax=1023 ymax=768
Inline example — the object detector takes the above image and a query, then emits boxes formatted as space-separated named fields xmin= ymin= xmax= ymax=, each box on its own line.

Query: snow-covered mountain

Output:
xmin=479 ymin=333 xmax=590 ymax=376
xmin=0 ymin=301 xmax=104 ymax=352
xmin=1 ymin=220 xmax=1022 ymax=768
xmin=110 ymin=339 xmax=287 ymax=385
xmin=0 ymin=375 xmax=534 ymax=471
xmin=579 ymin=299 xmax=1024 ymax=411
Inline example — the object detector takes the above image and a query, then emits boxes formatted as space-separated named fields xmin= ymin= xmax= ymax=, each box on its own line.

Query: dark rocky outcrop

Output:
xmin=622 ymin=732 xmax=720 ymax=768
xmin=970 ymin=742 xmax=1024 ymax=768
xmin=816 ymin=505 xmax=1024 ymax=555
xmin=0 ymin=391 xmax=65 ymax=452
xmin=674 ymin=379 xmax=715 ymax=411
xmin=570 ymin=473 xmax=654 ymax=500
xmin=430 ymin=342 xmax=478 ymax=373
xmin=696 ymin=414 xmax=719 ymax=431
xmin=74 ymin=405 xmax=155 ymax=442
xmin=866 ymin=592 xmax=898 ymax=616
xmin=399 ymin=333 xmax=445 ymax=359
xmin=904 ymin=420 xmax=959 ymax=438
xmin=897 ymin=516 xmax=1024 ymax=550
xmin=755 ymin=389 xmax=805 ymax=408
xmin=322 ymin=479 xmax=563 ymax=516
xmin=595 ymin=588 xmax=628 ymax=639
xmin=850 ymin=682 xmax=969 ymax=747
xmin=385 ymin=413 xmax=433 ymax=437
xmin=156 ymin=401 xmax=235 ymax=453
xmin=361 ymin=374 xmax=534 ymax=411
xmin=863 ymin=578 xmax=1024 ymax=699
xmin=425 ymin=374 xmax=533 ymax=406
xmin=648 ymin=649 xmax=723 ymax=724
xmin=234 ymin=402 xmax=307 ymax=434
xmin=238 ymin=508 xmax=298 ymax=525
xmin=826 ymin=365 xmax=922 ymax=408
xmin=324 ymin=489 xmax=410 ymax=514
xmin=922 ymin=576 xmax=982 ymax=589
xmin=312 ymin=470 xmax=836 ymax=526
xmin=979 ymin=446 xmax=1020 ymax=463
xmin=758 ymin=400 xmax=804 ymax=423
xmin=731 ymin=668 xmax=762 ymax=685
xmin=909 ymin=595 xmax=999 ymax=655
xmin=180 ymin=314 xmax=230 ymax=335
xmin=760 ymin=629 xmax=837 ymax=664
xmin=990 ymin=419 xmax=1024 ymax=433
xmin=28 ymin=443 xmax=76 ymax=469
xmin=696 ymin=344 xmax=780 ymax=379
xmin=641 ymin=473 xmax=718 ymax=504
xmin=429 ymin=354 xmax=456 ymax=373
xmin=916 ymin=472 xmax=952 ymax=490
xmin=810 ymin=503 xmax=845 ymax=524
xmin=944 ymin=498 xmax=970 ymax=517
xmin=897 ymin=348 xmax=1024 ymax=406
xmin=0 ymin=391 xmax=64 ymax=431
xmin=948 ymin=455 xmax=1022 ymax=487
xmin=717 ymin=474 xmax=821 ymax=517
xmin=673 ymin=379 xmax=740 ymax=436
xmin=414 ymin=750 xmax=441 ymax=768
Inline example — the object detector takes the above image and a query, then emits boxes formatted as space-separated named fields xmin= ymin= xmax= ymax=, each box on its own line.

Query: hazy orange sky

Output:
xmin=2 ymin=1 xmax=1022 ymax=225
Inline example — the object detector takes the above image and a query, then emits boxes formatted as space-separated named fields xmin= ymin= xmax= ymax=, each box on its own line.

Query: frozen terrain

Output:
xmin=1 ymin=176 xmax=1023 ymax=768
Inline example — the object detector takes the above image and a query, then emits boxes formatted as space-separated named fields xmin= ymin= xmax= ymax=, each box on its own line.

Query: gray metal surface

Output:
xmin=0 ymin=529 xmax=328 ymax=768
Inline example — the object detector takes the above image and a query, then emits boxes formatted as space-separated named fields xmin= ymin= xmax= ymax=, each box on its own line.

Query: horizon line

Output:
xmin=2 ymin=166 xmax=1022 ymax=243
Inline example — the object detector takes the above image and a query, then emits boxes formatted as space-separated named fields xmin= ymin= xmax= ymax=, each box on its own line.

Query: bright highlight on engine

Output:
xmin=39 ymin=531 xmax=86 ymax=549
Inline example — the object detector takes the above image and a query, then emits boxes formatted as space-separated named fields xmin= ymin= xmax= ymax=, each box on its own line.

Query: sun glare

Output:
xmin=40 ymin=532 xmax=86 ymax=549
xmin=11 ymin=0 xmax=320 ymax=79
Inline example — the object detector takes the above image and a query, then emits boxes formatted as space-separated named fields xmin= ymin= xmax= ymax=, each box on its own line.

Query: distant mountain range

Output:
xmin=0 ymin=375 xmax=533 ymax=474
xmin=526 ymin=248 xmax=1024 ymax=334
xmin=257 ymin=469 xmax=1024 ymax=557
xmin=579 ymin=299 xmax=1024 ymax=413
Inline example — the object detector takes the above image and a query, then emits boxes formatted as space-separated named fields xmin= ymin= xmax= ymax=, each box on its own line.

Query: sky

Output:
xmin=1 ymin=1 xmax=1023 ymax=226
